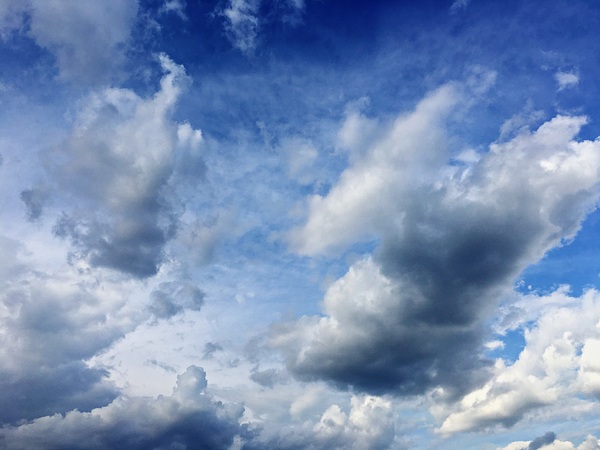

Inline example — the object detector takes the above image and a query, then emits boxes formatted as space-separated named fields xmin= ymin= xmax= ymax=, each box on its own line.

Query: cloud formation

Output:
xmin=0 ymin=236 xmax=141 ymax=423
xmin=438 ymin=288 xmax=600 ymax=433
xmin=0 ymin=366 xmax=245 ymax=450
xmin=277 ymin=84 xmax=600 ymax=398
xmin=244 ymin=395 xmax=395 ymax=450
xmin=0 ymin=0 xmax=138 ymax=84
xmin=47 ymin=55 xmax=203 ymax=278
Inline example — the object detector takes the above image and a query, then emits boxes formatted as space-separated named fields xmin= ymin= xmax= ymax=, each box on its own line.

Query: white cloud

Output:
xmin=0 ymin=0 xmax=139 ymax=84
xmin=222 ymin=0 xmax=261 ymax=53
xmin=439 ymin=289 xmax=600 ymax=433
xmin=555 ymin=71 xmax=579 ymax=92
xmin=289 ymin=83 xmax=460 ymax=255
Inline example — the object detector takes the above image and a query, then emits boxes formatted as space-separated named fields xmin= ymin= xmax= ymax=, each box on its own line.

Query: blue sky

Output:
xmin=1 ymin=0 xmax=600 ymax=449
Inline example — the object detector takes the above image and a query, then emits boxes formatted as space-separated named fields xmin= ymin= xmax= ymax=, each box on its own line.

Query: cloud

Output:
xmin=160 ymin=0 xmax=188 ymax=20
xmin=219 ymin=0 xmax=306 ymax=52
xmin=244 ymin=395 xmax=395 ymax=450
xmin=148 ymin=281 xmax=205 ymax=319
xmin=0 ymin=236 xmax=144 ymax=423
xmin=438 ymin=289 xmax=600 ymax=433
xmin=221 ymin=0 xmax=262 ymax=53
xmin=555 ymin=71 xmax=579 ymax=92
xmin=0 ymin=0 xmax=138 ymax=84
xmin=498 ymin=434 xmax=600 ymax=450
xmin=0 ymin=366 xmax=245 ymax=450
xmin=529 ymin=432 xmax=557 ymax=450
xmin=277 ymin=83 xmax=600 ymax=398
xmin=450 ymin=0 xmax=471 ymax=13
xmin=46 ymin=55 xmax=203 ymax=278
xmin=20 ymin=186 xmax=49 ymax=221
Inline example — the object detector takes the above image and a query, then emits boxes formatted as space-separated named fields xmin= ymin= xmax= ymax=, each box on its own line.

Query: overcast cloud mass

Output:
xmin=1 ymin=0 xmax=600 ymax=448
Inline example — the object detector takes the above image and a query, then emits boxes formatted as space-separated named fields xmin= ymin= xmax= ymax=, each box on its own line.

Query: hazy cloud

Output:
xmin=555 ymin=71 xmax=579 ymax=92
xmin=0 ymin=0 xmax=138 ymax=84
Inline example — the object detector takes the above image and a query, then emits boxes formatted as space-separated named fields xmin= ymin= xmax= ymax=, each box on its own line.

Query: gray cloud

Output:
xmin=20 ymin=187 xmax=48 ymax=221
xmin=148 ymin=281 xmax=205 ymax=319
xmin=0 ymin=366 xmax=245 ymax=450
xmin=0 ymin=237 xmax=140 ymax=424
xmin=219 ymin=0 xmax=305 ymax=53
xmin=528 ymin=432 xmax=557 ymax=450
xmin=277 ymin=84 xmax=600 ymax=399
xmin=203 ymin=342 xmax=224 ymax=359
xmin=47 ymin=55 xmax=203 ymax=278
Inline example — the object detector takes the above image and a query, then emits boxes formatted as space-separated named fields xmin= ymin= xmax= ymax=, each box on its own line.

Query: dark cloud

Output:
xmin=277 ymin=87 xmax=600 ymax=399
xmin=527 ymin=431 xmax=557 ymax=450
xmin=20 ymin=187 xmax=48 ymax=221
xmin=250 ymin=366 xmax=285 ymax=388
xmin=202 ymin=342 xmax=224 ymax=359
xmin=0 ymin=363 xmax=117 ymax=425
xmin=0 ymin=237 xmax=142 ymax=425
xmin=0 ymin=366 xmax=245 ymax=450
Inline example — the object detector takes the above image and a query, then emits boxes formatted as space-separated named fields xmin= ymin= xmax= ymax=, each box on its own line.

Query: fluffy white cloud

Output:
xmin=439 ymin=289 xmax=600 ymax=433
xmin=245 ymin=394 xmax=395 ymax=450
xmin=278 ymin=83 xmax=600 ymax=399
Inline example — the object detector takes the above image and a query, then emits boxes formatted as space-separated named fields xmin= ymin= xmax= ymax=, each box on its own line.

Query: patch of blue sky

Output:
xmin=519 ymin=208 xmax=600 ymax=297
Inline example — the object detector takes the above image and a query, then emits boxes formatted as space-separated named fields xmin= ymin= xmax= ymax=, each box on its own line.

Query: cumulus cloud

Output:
xmin=0 ymin=366 xmax=245 ymax=450
xmin=47 ymin=55 xmax=203 ymax=278
xmin=244 ymin=395 xmax=395 ymax=450
xmin=438 ymin=289 xmax=600 ymax=433
xmin=0 ymin=0 xmax=138 ymax=84
xmin=278 ymin=83 xmax=600 ymax=398
xmin=0 ymin=236 xmax=143 ymax=423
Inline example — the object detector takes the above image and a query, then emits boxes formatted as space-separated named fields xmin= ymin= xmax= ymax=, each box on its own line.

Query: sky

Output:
xmin=1 ymin=0 xmax=600 ymax=449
